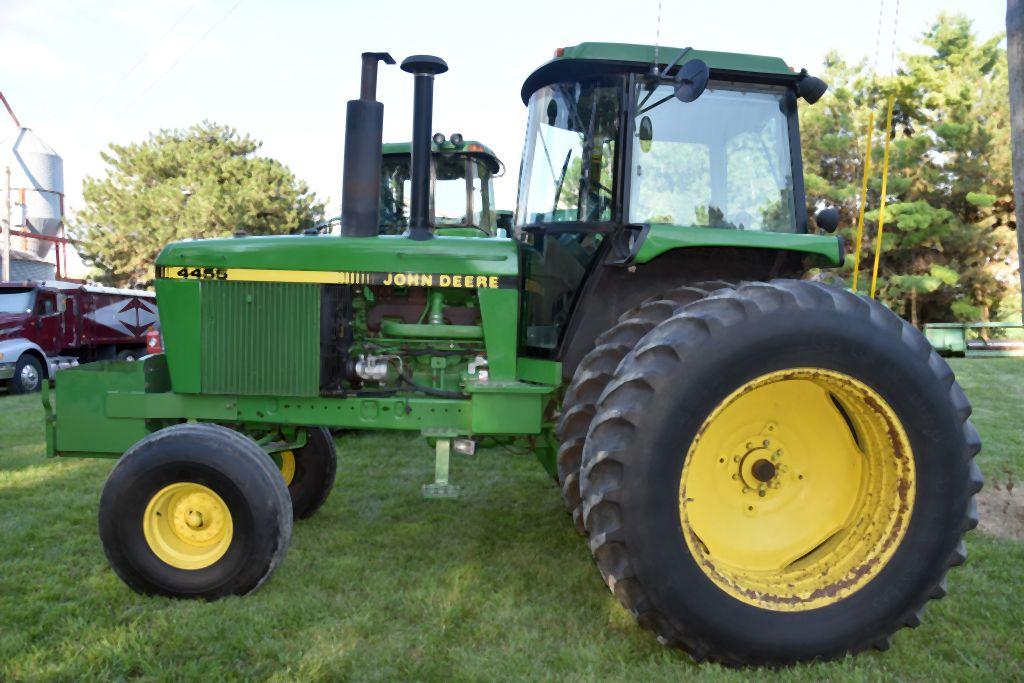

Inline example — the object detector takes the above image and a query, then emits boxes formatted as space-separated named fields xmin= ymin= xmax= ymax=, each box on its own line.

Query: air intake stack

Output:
xmin=341 ymin=51 xmax=394 ymax=237
xmin=400 ymin=55 xmax=448 ymax=241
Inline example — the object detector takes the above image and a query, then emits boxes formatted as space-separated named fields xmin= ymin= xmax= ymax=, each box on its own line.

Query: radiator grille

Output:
xmin=201 ymin=281 xmax=320 ymax=396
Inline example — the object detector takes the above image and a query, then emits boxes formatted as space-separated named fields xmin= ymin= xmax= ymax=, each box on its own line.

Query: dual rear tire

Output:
xmin=564 ymin=280 xmax=981 ymax=665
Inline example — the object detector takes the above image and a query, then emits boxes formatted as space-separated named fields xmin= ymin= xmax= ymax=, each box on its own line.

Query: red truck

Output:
xmin=0 ymin=281 xmax=158 ymax=393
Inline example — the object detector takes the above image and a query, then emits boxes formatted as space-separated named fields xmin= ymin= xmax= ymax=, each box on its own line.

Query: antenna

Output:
xmin=654 ymin=1 xmax=662 ymax=67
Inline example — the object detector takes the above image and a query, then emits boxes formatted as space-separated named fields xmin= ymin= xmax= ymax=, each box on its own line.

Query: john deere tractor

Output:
xmin=44 ymin=45 xmax=981 ymax=665
xmin=374 ymin=138 xmax=508 ymax=236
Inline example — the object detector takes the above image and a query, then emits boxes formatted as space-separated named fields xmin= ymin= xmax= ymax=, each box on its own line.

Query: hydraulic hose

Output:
xmin=398 ymin=369 xmax=466 ymax=399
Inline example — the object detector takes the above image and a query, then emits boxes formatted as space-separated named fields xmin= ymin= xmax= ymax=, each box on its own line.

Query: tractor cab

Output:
xmin=378 ymin=138 xmax=503 ymax=235
xmin=513 ymin=43 xmax=834 ymax=358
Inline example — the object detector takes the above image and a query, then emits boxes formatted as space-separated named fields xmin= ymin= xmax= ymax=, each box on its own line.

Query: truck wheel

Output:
xmin=9 ymin=354 xmax=43 ymax=394
xmin=581 ymin=280 xmax=982 ymax=665
xmin=99 ymin=423 xmax=292 ymax=598
xmin=275 ymin=427 xmax=337 ymax=519
xmin=116 ymin=349 xmax=141 ymax=362
xmin=556 ymin=282 xmax=732 ymax=535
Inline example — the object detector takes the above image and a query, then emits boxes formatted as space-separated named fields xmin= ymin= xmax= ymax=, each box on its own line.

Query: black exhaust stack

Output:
xmin=341 ymin=51 xmax=395 ymax=237
xmin=400 ymin=55 xmax=448 ymax=241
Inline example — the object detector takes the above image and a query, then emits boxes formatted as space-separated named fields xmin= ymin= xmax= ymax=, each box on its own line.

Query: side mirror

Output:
xmin=546 ymin=99 xmax=558 ymax=126
xmin=638 ymin=115 xmax=653 ymax=153
xmin=674 ymin=59 xmax=709 ymax=103
xmin=495 ymin=210 xmax=513 ymax=232
xmin=815 ymin=208 xmax=840 ymax=233
xmin=797 ymin=73 xmax=828 ymax=104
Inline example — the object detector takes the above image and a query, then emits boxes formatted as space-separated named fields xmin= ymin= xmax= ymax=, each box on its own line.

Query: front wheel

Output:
xmin=99 ymin=423 xmax=292 ymax=598
xmin=9 ymin=354 xmax=43 ymax=394
xmin=581 ymin=280 xmax=982 ymax=665
xmin=273 ymin=427 xmax=337 ymax=519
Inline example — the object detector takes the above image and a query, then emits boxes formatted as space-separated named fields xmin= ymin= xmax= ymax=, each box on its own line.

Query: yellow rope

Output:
xmin=869 ymin=95 xmax=896 ymax=299
xmin=851 ymin=110 xmax=876 ymax=293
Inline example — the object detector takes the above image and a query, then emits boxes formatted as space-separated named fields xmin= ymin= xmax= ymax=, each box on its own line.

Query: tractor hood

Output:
xmin=155 ymin=234 xmax=520 ymax=282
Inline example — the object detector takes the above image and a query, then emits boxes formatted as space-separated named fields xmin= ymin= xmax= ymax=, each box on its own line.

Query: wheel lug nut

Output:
xmin=758 ymin=490 xmax=766 ymax=497
xmin=762 ymin=439 xmax=770 ymax=447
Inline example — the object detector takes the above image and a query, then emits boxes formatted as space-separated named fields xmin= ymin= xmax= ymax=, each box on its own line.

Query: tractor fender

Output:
xmin=558 ymin=241 xmax=837 ymax=380
xmin=630 ymin=223 xmax=843 ymax=267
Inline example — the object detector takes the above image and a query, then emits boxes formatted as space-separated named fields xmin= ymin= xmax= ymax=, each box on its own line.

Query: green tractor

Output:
xmin=45 ymin=46 xmax=981 ymax=665
xmin=375 ymin=139 xmax=509 ymax=236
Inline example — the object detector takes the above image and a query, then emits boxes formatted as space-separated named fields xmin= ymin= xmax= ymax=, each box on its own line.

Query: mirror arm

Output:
xmin=638 ymin=93 xmax=675 ymax=116
xmin=651 ymin=46 xmax=692 ymax=79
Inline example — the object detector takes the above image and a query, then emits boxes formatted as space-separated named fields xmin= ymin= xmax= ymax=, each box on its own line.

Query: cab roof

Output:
xmin=381 ymin=140 xmax=501 ymax=173
xmin=521 ymin=42 xmax=799 ymax=103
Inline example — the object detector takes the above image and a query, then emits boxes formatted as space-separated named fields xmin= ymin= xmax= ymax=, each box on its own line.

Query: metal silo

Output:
xmin=4 ymin=126 xmax=64 ymax=258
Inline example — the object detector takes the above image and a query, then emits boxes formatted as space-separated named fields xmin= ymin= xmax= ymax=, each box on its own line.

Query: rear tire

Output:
xmin=99 ymin=423 xmax=292 ymax=598
xmin=116 ymin=349 xmax=142 ymax=362
xmin=556 ymin=282 xmax=733 ymax=534
xmin=581 ymin=280 xmax=981 ymax=665
xmin=9 ymin=354 xmax=43 ymax=394
xmin=277 ymin=427 xmax=337 ymax=519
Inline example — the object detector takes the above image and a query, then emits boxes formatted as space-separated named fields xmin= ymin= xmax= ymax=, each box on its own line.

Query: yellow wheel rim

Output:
xmin=679 ymin=368 xmax=915 ymax=611
xmin=143 ymin=483 xmax=233 ymax=570
xmin=277 ymin=450 xmax=296 ymax=486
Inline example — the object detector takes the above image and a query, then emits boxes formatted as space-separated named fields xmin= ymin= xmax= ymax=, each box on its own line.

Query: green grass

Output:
xmin=1 ymin=359 xmax=1022 ymax=680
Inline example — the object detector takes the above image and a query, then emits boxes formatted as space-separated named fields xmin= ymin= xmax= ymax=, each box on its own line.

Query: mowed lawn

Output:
xmin=1 ymin=359 xmax=1022 ymax=680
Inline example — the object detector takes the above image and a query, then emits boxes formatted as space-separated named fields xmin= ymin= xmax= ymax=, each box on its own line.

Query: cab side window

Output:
xmin=35 ymin=292 xmax=57 ymax=316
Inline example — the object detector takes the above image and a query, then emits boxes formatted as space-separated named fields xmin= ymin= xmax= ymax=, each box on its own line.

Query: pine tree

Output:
xmin=801 ymin=13 xmax=1019 ymax=324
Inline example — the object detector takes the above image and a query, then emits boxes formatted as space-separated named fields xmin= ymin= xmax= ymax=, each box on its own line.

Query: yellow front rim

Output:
xmin=679 ymin=368 xmax=915 ymax=611
xmin=143 ymin=483 xmax=234 ymax=570
xmin=278 ymin=450 xmax=296 ymax=486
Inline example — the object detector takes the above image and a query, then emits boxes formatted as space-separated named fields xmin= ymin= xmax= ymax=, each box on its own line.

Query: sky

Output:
xmin=0 ymin=0 xmax=1010 ymax=233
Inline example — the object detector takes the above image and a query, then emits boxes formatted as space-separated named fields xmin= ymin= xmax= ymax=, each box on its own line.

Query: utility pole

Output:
xmin=1009 ymin=0 xmax=1024 ymax=313
xmin=3 ymin=166 xmax=10 ymax=282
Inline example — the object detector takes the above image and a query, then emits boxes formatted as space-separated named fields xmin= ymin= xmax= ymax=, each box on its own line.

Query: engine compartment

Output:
xmin=320 ymin=283 xmax=487 ymax=398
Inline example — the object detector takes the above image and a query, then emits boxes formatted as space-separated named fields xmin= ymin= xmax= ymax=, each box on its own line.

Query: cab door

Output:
xmin=59 ymin=293 xmax=79 ymax=347
xmin=32 ymin=291 xmax=63 ymax=356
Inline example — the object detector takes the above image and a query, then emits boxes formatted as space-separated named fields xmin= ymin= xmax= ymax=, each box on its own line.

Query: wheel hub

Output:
xmin=679 ymin=368 xmax=915 ymax=611
xmin=731 ymin=432 xmax=790 ymax=498
xmin=20 ymin=364 xmax=39 ymax=390
xmin=750 ymin=458 xmax=775 ymax=483
xmin=143 ymin=483 xmax=233 ymax=570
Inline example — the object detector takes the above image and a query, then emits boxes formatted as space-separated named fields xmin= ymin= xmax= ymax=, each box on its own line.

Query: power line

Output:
xmin=93 ymin=0 xmax=204 ymax=109
xmin=110 ymin=0 xmax=244 ymax=124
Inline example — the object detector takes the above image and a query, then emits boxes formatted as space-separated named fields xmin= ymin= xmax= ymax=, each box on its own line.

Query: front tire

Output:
xmin=581 ymin=280 xmax=981 ymax=665
xmin=9 ymin=354 xmax=43 ymax=394
xmin=275 ymin=427 xmax=337 ymax=519
xmin=99 ymin=423 xmax=292 ymax=598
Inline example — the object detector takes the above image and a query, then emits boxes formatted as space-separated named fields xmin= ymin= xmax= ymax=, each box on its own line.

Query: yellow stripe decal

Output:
xmin=157 ymin=265 xmax=516 ymax=289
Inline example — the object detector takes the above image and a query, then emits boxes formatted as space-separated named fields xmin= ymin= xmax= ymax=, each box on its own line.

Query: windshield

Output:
xmin=630 ymin=81 xmax=797 ymax=231
xmin=380 ymin=154 xmax=495 ymax=234
xmin=516 ymin=78 xmax=623 ymax=227
xmin=0 ymin=290 xmax=34 ymax=314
